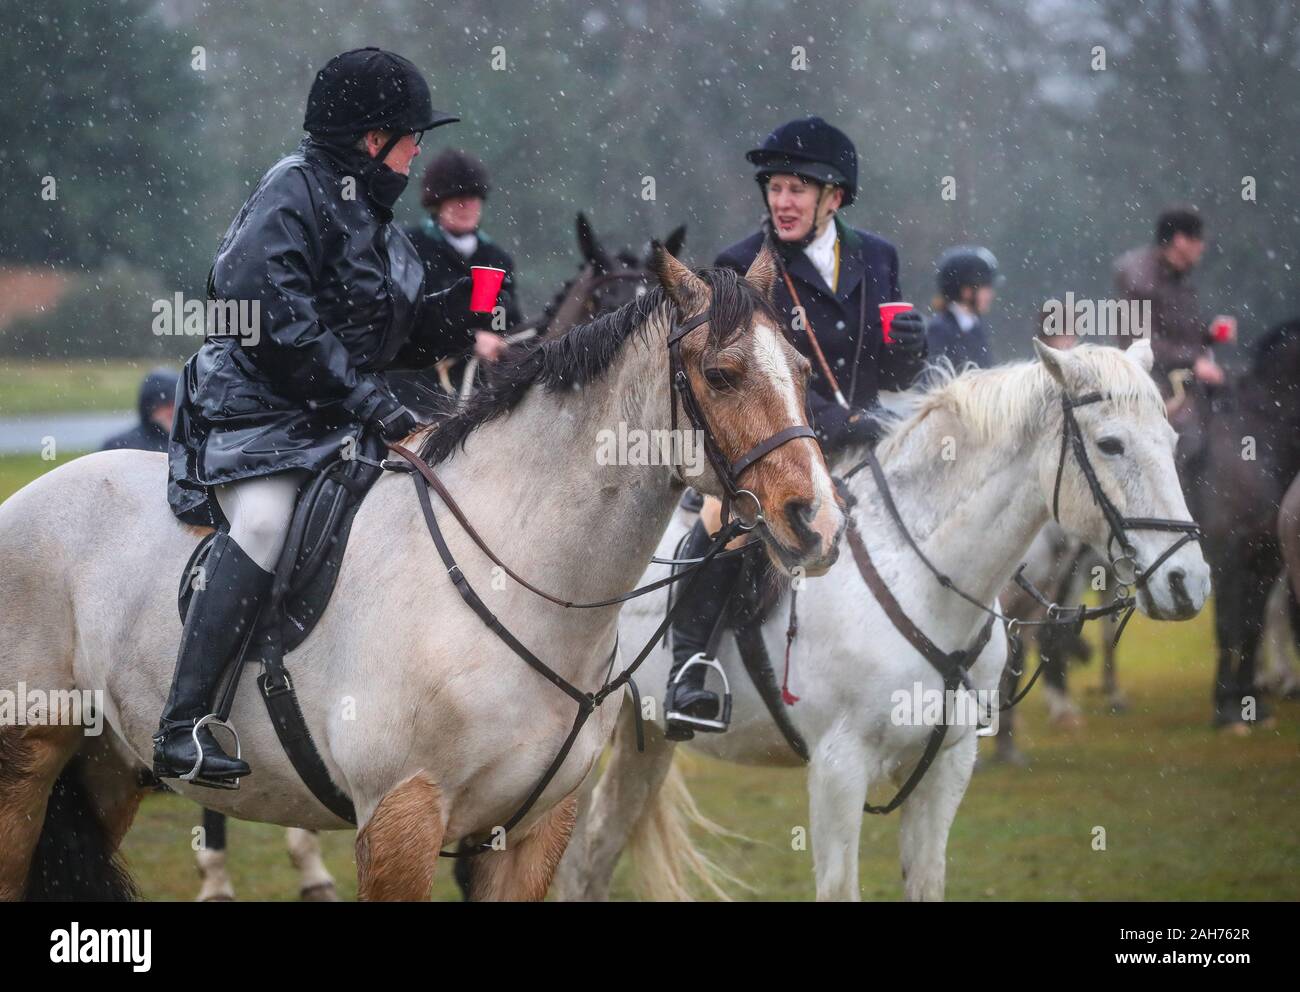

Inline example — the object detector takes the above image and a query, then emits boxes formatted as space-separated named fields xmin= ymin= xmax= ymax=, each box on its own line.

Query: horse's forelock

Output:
xmin=696 ymin=267 xmax=776 ymax=350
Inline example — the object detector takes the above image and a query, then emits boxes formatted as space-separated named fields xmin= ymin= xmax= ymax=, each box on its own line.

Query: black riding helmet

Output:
xmin=304 ymin=47 xmax=459 ymax=143
xmin=936 ymin=246 xmax=1002 ymax=301
xmin=746 ymin=116 xmax=858 ymax=206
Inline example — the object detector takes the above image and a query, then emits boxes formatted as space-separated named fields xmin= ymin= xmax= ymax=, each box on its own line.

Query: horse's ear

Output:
xmin=650 ymin=240 xmax=708 ymax=311
xmin=576 ymin=212 xmax=611 ymax=272
xmin=1032 ymin=337 xmax=1071 ymax=386
xmin=744 ymin=239 xmax=779 ymax=304
xmin=663 ymin=224 xmax=687 ymax=259
xmin=1125 ymin=338 xmax=1154 ymax=373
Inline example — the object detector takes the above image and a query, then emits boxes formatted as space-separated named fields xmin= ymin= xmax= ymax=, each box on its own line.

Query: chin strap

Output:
xmin=367 ymin=131 xmax=405 ymax=170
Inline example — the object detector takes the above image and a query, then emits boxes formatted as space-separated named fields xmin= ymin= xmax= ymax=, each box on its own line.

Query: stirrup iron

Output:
xmin=179 ymin=714 xmax=243 ymax=790
xmin=666 ymin=653 xmax=733 ymax=734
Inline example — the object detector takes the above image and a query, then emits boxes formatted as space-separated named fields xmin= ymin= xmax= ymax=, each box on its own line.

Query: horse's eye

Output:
xmin=1097 ymin=437 xmax=1125 ymax=456
xmin=704 ymin=367 xmax=736 ymax=391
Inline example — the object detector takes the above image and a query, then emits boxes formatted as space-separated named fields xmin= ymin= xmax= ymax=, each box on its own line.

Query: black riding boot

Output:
xmin=665 ymin=519 xmax=745 ymax=740
xmin=153 ymin=531 xmax=272 ymax=785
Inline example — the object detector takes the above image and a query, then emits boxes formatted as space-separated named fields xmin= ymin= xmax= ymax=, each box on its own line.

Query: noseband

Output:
xmin=667 ymin=308 xmax=817 ymax=528
xmin=1052 ymin=391 xmax=1202 ymax=593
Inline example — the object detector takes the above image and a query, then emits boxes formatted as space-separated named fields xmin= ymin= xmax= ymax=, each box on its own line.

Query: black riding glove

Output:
xmin=817 ymin=402 xmax=885 ymax=452
xmin=423 ymin=275 xmax=477 ymax=338
xmin=843 ymin=406 xmax=886 ymax=448
xmin=342 ymin=377 xmax=419 ymax=441
xmin=887 ymin=309 xmax=927 ymax=359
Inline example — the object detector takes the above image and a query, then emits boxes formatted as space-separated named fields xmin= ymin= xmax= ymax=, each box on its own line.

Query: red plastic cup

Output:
xmin=1210 ymin=316 xmax=1237 ymax=344
xmin=879 ymin=302 xmax=914 ymax=345
xmin=469 ymin=265 xmax=506 ymax=314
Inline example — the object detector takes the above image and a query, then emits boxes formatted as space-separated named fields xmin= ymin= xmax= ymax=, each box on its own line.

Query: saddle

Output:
xmin=178 ymin=433 xmax=386 ymax=648
xmin=174 ymin=431 xmax=387 ymax=822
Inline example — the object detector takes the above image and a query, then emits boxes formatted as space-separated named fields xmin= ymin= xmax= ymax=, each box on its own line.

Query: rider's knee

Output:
xmin=229 ymin=503 xmax=291 ymax=571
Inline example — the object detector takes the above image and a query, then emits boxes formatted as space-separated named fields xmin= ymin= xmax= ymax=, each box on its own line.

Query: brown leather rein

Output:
xmin=380 ymin=298 xmax=818 ymax=854
xmin=836 ymin=388 xmax=1202 ymax=813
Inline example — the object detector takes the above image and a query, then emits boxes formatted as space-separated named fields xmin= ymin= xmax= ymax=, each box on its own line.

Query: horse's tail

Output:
xmin=25 ymin=758 xmax=137 ymax=902
xmin=626 ymin=754 xmax=750 ymax=902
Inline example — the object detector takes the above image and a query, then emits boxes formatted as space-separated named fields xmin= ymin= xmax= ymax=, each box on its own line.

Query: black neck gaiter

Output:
xmin=304 ymin=135 xmax=409 ymax=221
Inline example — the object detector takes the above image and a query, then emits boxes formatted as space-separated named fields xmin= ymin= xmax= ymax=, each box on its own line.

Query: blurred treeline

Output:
xmin=2 ymin=0 xmax=1297 ymax=360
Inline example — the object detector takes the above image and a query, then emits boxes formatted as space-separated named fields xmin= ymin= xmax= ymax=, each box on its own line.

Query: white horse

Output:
xmin=0 ymin=246 xmax=845 ymax=901
xmin=555 ymin=339 xmax=1210 ymax=901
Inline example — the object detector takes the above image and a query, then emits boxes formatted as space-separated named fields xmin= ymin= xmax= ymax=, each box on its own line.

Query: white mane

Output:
xmin=877 ymin=344 xmax=1168 ymax=466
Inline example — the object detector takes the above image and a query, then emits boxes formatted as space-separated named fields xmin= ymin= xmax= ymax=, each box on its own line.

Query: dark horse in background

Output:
xmin=535 ymin=212 xmax=687 ymax=340
xmin=192 ymin=212 xmax=688 ymax=901
xmin=1174 ymin=317 xmax=1300 ymax=730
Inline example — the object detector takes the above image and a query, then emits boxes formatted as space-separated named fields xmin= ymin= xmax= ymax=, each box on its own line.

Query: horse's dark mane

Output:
xmin=417 ymin=266 xmax=773 ymax=465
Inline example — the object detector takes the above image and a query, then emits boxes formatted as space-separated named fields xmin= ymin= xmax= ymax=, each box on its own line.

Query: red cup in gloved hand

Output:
xmin=469 ymin=265 xmax=506 ymax=314
xmin=1210 ymin=315 xmax=1237 ymax=344
xmin=879 ymin=302 xmax=914 ymax=345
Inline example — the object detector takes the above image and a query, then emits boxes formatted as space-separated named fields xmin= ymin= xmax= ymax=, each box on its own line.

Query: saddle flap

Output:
xmin=176 ymin=431 xmax=388 ymax=652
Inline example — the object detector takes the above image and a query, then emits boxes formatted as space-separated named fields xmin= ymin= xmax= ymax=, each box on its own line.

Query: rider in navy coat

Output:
xmin=716 ymin=221 xmax=922 ymax=450
xmin=665 ymin=117 xmax=928 ymax=740
xmin=924 ymin=246 xmax=999 ymax=371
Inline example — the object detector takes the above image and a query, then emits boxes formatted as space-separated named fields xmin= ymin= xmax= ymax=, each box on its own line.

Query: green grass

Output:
xmin=0 ymin=359 xmax=155 ymax=416
xmin=114 ymin=600 xmax=1299 ymax=902
xmin=3 ymin=452 xmax=1296 ymax=901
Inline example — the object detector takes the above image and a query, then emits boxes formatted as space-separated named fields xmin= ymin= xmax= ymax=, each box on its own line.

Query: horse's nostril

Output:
xmin=1168 ymin=569 xmax=1192 ymax=609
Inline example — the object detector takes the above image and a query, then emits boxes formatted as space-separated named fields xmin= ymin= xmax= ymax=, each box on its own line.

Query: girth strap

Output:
xmin=257 ymin=639 xmax=358 ymax=825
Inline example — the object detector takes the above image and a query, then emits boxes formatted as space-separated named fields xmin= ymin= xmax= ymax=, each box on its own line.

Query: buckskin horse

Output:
xmin=190 ymin=213 xmax=688 ymax=902
xmin=0 ymin=244 xmax=844 ymax=901
xmin=554 ymin=340 xmax=1209 ymax=901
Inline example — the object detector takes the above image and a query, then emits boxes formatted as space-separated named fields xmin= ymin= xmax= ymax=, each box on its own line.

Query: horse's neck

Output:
xmin=547 ymin=269 xmax=595 ymax=339
xmin=1239 ymin=380 xmax=1300 ymax=479
xmin=414 ymin=309 xmax=679 ymax=626
xmin=859 ymin=411 xmax=1049 ymax=632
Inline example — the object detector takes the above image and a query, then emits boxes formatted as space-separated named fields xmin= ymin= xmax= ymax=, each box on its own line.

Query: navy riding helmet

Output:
xmin=746 ymin=116 xmax=859 ymax=206
xmin=936 ymin=246 xmax=1002 ymax=300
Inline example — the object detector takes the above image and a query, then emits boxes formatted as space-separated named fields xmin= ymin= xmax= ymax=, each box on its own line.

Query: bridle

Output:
xmin=366 ymin=292 xmax=819 ymax=857
xmin=667 ymin=307 xmax=817 ymax=528
xmin=1052 ymin=390 xmax=1202 ymax=596
xmin=586 ymin=268 xmax=651 ymax=294
xmin=845 ymin=386 xmax=1204 ymax=646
